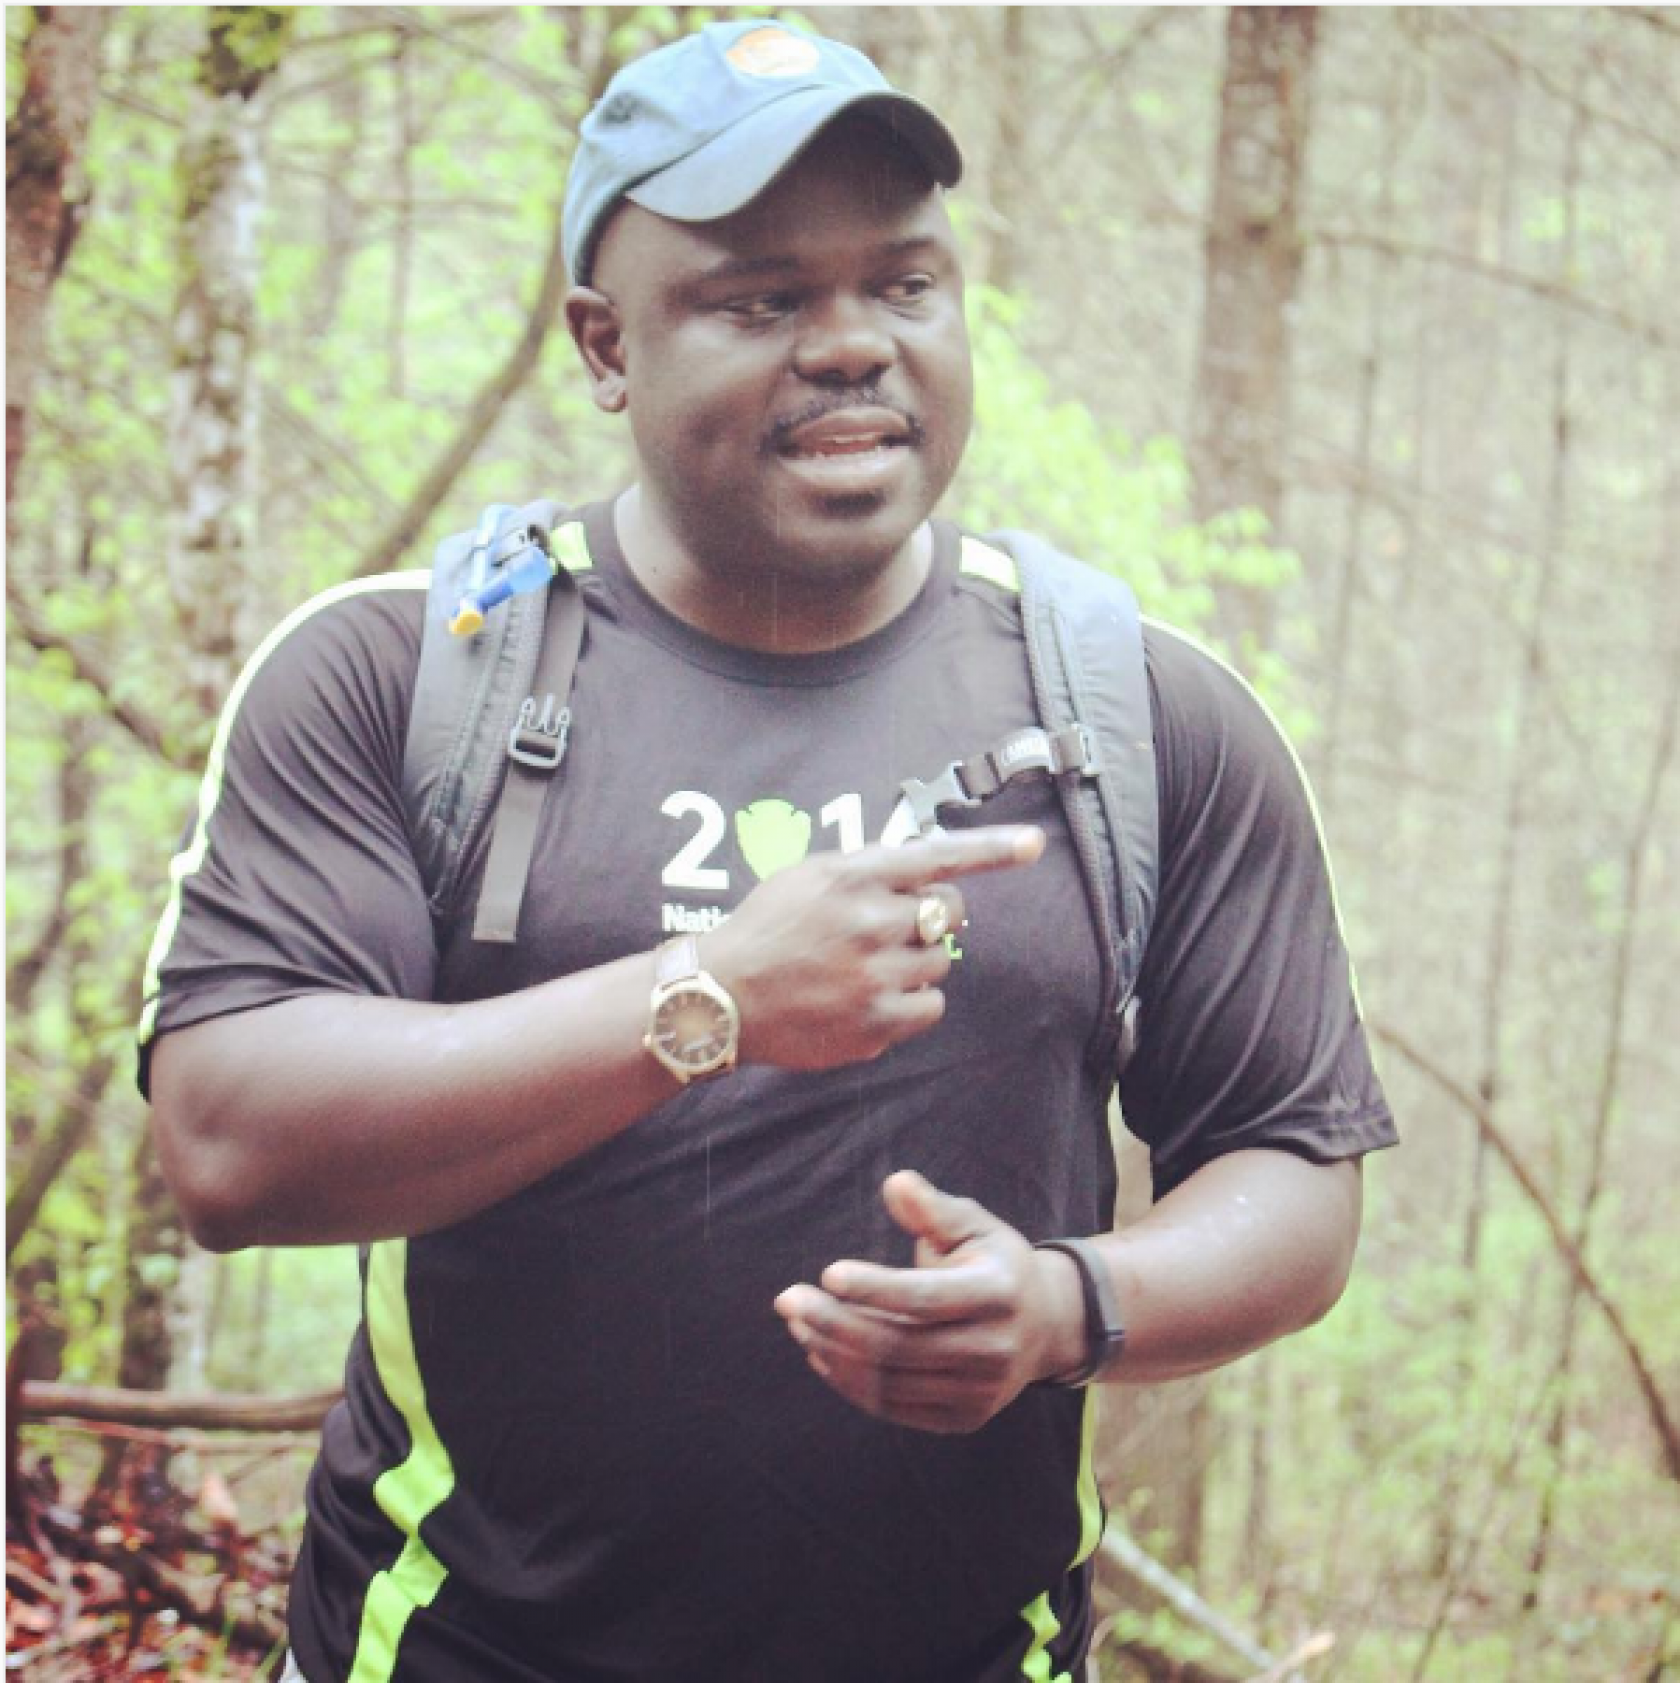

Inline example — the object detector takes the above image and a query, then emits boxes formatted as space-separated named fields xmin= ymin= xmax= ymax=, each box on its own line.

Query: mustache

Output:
xmin=762 ymin=389 xmax=925 ymax=456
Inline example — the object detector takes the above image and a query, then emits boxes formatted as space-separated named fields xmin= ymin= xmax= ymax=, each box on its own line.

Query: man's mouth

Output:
xmin=770 ymin=406 xmax=920 ymax=460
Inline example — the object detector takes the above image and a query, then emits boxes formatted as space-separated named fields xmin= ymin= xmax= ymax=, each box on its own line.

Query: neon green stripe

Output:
xmin=1019 ymin=1591 xmax=1067 ymax=1683
xmin=959 ymin=535 xmax=1020 ymax=593
xmin=137 ymin=571 xmax=432 ymax=1045
xmin=1072 ymin=1388 xmax=1103 ymax=1565
xmin=1142 ymin=615 xmax=1370 ymax=1020
xmin=551 ymin=519 xmax=593 ymax=575
xmin=1018 ymin=1391 xmax=1103 ymax=1682
xmin=348 ymin=1240 xmax=456 ymax=1683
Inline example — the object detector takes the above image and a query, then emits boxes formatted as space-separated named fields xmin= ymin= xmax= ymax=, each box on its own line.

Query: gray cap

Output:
xmin=563 ymin=20 xmax=963 ymax=286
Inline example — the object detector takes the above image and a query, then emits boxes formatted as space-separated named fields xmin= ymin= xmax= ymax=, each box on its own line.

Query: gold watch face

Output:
xmin=650 ymin=985 xmax=736 ymax=1075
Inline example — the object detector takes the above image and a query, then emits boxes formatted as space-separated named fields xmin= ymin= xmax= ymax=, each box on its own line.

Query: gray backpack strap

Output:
xmin=470 ymin=570 xmax=585 ymax=942
xmin=990 ymin=530 xmax=1159 ymax=1072
xmin=401 ymin=498 xmax=576 ymax=938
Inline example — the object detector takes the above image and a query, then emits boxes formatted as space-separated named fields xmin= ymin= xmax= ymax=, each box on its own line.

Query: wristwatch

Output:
xmin=643 ymin=934 xmax=741 ymax=1085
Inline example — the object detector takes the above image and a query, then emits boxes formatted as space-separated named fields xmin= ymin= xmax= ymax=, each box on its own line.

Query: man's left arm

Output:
xmin=774 ymin=1150 xmax=1360 ymax=1434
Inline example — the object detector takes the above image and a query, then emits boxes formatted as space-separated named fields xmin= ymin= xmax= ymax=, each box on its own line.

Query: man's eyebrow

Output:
xmin=688 ymin=237 xmax=949 ymax=289
xmin=874 ymin=236 xmax=946 ymax=262
xmin=690 ymin=254 xmax=802 ymax=287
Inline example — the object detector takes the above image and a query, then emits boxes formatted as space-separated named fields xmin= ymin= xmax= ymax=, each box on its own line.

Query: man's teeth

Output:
xmin=792 ymin=435 xmax=898 ymax=456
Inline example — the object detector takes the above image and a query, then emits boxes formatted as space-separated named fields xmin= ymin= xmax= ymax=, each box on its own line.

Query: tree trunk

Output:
xmin=168 ymin=5 xmax=293 ymax=710
xmin=1420 ymin=39 xmax=1524 ymax=1583
xmin=1136 ymin=4 xmax=1322 ymax=1578
xmin=5 ymin=5 xmax=110 ymax=520
xmin=1316 ymin=52 xmax=1407 ymax=813
xmin=1189 ymin=5 xmax=1320 ymax=657
xmin=1524 ymin=179 xmax=1680 ymax=1610
xmin=99 ymin=6 xmax=295 ymax=1499
xmin=1466 ymin=87 xmax=1583 ymax=1598
xmin=94 ymin=1103 xmax=190 ymax=1503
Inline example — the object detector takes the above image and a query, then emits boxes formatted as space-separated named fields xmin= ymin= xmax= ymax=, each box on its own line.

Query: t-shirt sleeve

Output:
xmin=1117 ymin=622 xmax=1398 ymax=1197
xmin=136 ymin=578 xmax=438 ymax=1096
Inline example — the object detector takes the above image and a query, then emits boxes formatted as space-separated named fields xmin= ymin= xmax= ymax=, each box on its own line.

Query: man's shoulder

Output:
xmin=204 ymin=571 xmax=432 ymax=772
xmin=237 ymin=571 xmax=430 ymax=697
xmin=268 ymin=570 xmax=432 ymax=648
xmin=1138 ymin=617 xmax=1282 ymax=743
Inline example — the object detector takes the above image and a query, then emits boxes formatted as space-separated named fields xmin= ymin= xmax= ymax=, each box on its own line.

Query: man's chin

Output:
xmin=765 ymin=495 xmax=926 ymax=580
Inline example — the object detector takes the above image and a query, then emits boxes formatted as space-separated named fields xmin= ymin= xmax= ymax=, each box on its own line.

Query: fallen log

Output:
xmin=17 ymin=1381 xmax=340 ymax=1433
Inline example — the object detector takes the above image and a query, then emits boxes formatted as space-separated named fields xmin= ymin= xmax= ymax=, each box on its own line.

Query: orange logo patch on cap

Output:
xmin=726 ymin=26 xmax=820 ymax=79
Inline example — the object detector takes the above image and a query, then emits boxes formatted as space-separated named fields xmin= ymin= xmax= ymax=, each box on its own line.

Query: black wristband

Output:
xmin=1034 ymin=1237 xmax=1126 ymax=1389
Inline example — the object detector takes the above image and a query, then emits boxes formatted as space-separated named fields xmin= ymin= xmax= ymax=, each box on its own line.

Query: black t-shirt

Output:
xmin=140 ymin=504 xmax=1395 ymax=1683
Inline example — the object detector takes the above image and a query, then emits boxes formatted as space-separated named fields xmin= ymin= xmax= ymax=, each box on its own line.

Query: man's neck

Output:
xmin=612 ymin=485 xmax=933 ymax=656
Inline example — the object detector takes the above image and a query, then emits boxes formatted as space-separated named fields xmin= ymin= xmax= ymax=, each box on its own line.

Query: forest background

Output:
xmin=7 ymin=6 xmax=1678 ymax=1680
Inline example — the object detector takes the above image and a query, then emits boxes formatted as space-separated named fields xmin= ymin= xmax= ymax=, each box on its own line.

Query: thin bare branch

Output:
xmin=6 ymin=717 xmax=91 ymax=1018
xmin=351 ymin=193 xmax=570 ymax=577
xmin=1371 ymin=1022 xmax=1680 ymax=1483
xmin=6 ymin=583 xmax=195 ymax=768
xmin=1309 ymin=228 xmax=1668 ymax=349
xmin=1097 ymin=1526 xmax=1308 ymax=1683
xmin=1445 ymin=11 xmax=1680 ymax=166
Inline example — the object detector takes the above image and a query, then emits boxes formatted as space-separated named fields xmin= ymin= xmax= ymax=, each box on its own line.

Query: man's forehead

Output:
xmin=596 ymin=137 xmax=953 ymax=286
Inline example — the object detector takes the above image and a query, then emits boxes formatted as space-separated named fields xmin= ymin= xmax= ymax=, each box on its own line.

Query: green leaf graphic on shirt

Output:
xmin=735 ymin=799 xmax=812 ymax=881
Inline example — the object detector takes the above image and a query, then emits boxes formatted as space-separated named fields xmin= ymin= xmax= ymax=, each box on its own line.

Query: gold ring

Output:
xmin=915 ymin=893 xmax=953 ymax=947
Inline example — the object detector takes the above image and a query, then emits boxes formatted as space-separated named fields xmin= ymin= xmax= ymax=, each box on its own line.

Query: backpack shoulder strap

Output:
xmin=401 ymin=498 xmax=583 ymax=938
xmin=978 ymin=530 xmax=1159 ymax=1069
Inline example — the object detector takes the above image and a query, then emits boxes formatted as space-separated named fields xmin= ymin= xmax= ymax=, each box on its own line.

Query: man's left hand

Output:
xmin=773 ymin=1170 xmax=1087 ymax=1433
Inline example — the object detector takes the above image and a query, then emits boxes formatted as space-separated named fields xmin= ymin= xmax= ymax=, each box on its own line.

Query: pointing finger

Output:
xmin=868 ymin=825 xmax=1045 ymax=890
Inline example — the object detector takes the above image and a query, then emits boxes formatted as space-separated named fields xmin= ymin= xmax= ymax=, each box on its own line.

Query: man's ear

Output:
xmin=566 ymin=287 xmax=628 ymax=414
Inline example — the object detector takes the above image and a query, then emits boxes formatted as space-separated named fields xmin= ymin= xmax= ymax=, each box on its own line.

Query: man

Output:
xmin=141 ymin=20 xmax=1396 ymax=1683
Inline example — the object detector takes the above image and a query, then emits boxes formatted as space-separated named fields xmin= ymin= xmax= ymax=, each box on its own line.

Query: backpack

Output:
xmin=400 ymin=502 xmax=1158 ymax=1072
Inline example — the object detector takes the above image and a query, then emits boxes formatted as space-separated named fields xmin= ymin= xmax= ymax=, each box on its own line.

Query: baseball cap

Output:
xmin=563 ymin=20 xmax=963 ymax=286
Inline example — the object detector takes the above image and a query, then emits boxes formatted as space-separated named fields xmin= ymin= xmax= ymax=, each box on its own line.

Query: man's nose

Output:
xmin=791 ymin=294 xmax=894 ymax=386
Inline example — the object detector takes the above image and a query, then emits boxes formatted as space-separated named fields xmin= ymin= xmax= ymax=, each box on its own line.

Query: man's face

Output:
xmin=579 ymin=117 xmax=973 ymax=589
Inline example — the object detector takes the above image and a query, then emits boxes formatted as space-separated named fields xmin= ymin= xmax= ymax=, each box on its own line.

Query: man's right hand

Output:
xmin=702 ymin=824 xmax=1045 ymax=1070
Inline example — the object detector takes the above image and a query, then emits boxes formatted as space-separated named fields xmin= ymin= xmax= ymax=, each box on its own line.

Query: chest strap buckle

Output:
xmin=899 ymin=724 xmax=1097 ymax=836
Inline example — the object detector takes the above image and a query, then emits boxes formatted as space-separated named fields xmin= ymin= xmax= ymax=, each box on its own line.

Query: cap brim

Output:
xmin=625 ymin=87 xmax=961 ymax=227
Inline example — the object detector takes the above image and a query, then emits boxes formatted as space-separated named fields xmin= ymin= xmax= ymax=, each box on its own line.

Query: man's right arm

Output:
xmin=151 ymin=955 xmax=677 ymax=1251
xmin=151 ymin=826 xmax=1044 ymax=1251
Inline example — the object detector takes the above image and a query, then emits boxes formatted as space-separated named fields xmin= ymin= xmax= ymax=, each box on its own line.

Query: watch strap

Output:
xmin=1035 ymin=1236 xmax=1125 ymax=1388
xmin=655 ymin=933 xmax=700 ymax=989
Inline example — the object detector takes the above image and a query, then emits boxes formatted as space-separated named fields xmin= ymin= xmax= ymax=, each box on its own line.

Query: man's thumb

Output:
xmin=882 ymin=1170 xmax=994 ymax=1255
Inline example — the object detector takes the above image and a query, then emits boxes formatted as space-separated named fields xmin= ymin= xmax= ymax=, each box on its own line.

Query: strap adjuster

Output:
xmin=508 ymin=694 xmax=570 ymax=770
xmin=899 ymin=724 xmax=1099 ymax=835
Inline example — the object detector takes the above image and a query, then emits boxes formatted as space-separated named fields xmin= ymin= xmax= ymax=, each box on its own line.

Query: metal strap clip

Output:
xmin=508 ymin=694 xmax=570 ymax=770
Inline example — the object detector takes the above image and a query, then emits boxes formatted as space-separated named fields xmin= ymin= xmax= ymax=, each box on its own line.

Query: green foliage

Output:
xmin=202 ymin=1248 xmax=361 ymax=1394
xmin=1193 ymin=1188 xmax=1680 ymax=1678
xmin=954 ymin=286 xmax=1299 ymax=640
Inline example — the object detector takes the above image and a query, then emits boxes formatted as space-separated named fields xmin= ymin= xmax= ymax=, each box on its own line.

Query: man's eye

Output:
xmin=725 ymin=294 xmax=796 ymax=322
xmin=881 ymin=275 xmax=934 ymax=305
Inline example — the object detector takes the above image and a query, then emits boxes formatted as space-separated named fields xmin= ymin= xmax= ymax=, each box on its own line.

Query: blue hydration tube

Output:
xmin=449 ymin=505 xmax=557 ymax=637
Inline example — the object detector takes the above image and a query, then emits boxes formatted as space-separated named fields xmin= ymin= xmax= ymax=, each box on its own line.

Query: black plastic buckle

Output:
xmin=508 ymin=694 xmax=570 ymax=770
xmin=899 ymin=762 xmax=981 ymax=836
